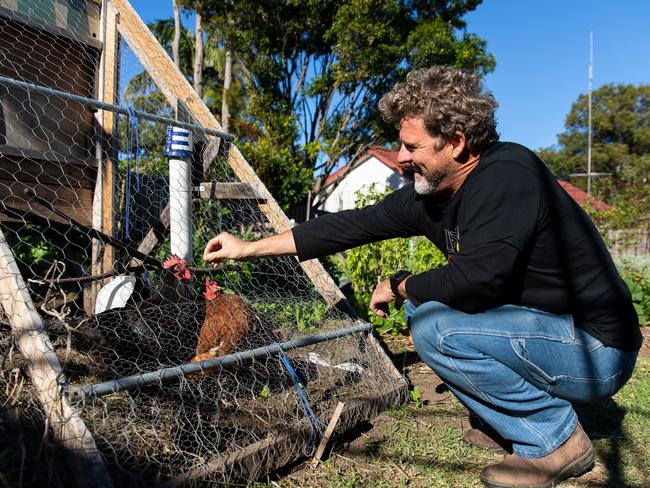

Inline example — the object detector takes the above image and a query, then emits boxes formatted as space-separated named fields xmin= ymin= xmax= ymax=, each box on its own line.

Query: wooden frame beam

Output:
xmin=89 ymin=0 xmax=120 ymax=314
xmin=0 ymin=228 xmax=113 ymax=488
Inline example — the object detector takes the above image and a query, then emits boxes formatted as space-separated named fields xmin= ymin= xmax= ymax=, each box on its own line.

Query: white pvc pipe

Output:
xmin=165 ymin=127 xmax=193 ymax=262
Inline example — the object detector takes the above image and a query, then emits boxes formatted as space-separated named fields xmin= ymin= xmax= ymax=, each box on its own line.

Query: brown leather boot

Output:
xmin=463 ymin=428 xmax=511 ymax=453
xmin=463 ymin=414 xmax=512 ymax=452
xmin=480 ymin=423 xmax=595 ymax=488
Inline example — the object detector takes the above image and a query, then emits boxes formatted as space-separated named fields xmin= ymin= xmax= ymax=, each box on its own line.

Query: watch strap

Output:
xmin=389 ymin=269 xmax=411 ymax=297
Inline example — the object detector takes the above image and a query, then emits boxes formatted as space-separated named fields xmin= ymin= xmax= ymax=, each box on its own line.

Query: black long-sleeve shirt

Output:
xmin=293 ymin=142 xmax=641 ymax=351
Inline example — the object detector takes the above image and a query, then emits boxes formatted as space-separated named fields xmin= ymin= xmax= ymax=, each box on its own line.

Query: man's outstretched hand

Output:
xmin=203 ymin=232 xmax=249 ymax=265
xmin=203 ymin=229 xmax=298 ymax=266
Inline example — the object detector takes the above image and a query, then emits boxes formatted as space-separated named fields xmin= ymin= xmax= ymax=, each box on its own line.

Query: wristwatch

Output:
xmin=389 ymin=269 xmax=411 ymax=298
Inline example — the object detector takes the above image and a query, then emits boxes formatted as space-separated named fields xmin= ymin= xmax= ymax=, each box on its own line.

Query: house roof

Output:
xmin=557 ymin=180 xmax=610 ymax=211
xmin=321 ymin=146 xmax=413 ymax=187
xmin=321 ymin=147 xmax=610 ymax=211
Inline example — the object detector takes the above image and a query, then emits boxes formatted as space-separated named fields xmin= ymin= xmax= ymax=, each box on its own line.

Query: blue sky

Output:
xmin=130 ymin=0 xmax=650 ymax=151
xmin=465 ymin=0 xmax=650 ymax=150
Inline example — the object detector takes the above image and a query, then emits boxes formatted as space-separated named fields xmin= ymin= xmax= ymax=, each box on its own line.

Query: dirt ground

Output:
xmin=275 ymin=328 xmax=650 ymax=487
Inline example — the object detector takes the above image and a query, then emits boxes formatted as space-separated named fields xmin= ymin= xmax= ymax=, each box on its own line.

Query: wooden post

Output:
xmin=89 ymin=0 xmax=120 ymax=314
xmin=310 ymin=401 xmax=345 ymax=467
xmin=110 ymin=0 xmax=342 ymax=306
xmin=0 ymin=229 xmax=114 ymax=488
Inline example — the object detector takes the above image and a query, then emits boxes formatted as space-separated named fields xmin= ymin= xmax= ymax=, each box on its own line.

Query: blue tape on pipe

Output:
xmin=164 ymin=126 xmax=194 ymax=157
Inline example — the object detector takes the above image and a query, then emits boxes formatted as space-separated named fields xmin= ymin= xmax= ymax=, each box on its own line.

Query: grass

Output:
xmin=255 ymin=353 xmax=650 ymax=488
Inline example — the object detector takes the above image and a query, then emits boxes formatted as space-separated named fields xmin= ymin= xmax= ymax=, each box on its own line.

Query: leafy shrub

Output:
xmin=250 ymin=299 xmax=329 ymax=331
xmin=3 ymin=224 xmax=59 ymax=280
xmin=341 ymin=185 xmax=446 ymax=335
xmin=617 ymin=256 xmax=650 ymax=325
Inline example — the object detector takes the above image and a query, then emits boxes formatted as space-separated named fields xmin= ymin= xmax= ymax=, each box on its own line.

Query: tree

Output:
xmin=123 ymin=17 xmax=247 ymax=152
xmin=193 ymin=12 xmax=204 ymax=96
xmin=172 ymin=0 xmax=182 ymax=68
xmin=180 ymin=0 xmax=495 ymax=213
xmin=539 ymin=84 xmax=650 ymax=227
xmin=221 ymin=47 xmax=232 ymax=131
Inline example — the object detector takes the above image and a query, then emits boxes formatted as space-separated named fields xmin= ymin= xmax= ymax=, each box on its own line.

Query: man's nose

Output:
xmin=397 ymin=144 xmax=412 ymax=164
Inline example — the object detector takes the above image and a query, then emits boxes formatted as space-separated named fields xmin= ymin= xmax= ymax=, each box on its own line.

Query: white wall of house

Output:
xmin=318 ymin=156 xmax=410 ymax=213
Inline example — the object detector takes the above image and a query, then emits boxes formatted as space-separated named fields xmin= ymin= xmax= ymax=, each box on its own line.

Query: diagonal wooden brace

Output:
xmin=0 ymin=228 xmax=114 ymax=488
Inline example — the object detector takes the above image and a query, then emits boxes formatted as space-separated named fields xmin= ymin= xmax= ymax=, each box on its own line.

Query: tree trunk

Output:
xmin=193 ymin=13 xmax=203 ymax=97
xmin=221 ymin=47 xmax=232 ymax=131
xmin=172 ymin=0 xmax=181 ymax=68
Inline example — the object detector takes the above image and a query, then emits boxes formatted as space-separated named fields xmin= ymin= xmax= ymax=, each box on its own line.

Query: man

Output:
xmin=204 ymin=66 xmax=641 ymax=488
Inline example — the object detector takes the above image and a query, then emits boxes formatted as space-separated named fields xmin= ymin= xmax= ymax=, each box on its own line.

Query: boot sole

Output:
xmin=480 ymin=446 xmax=595 ymax=488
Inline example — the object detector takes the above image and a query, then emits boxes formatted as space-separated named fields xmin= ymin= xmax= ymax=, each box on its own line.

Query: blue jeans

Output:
xmin=405 ymin=300 xmax=638 ymax=458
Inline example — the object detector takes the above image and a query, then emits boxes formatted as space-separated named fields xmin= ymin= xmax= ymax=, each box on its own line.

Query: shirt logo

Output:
xmin=445 ymin=226 xmax=460 ymax=260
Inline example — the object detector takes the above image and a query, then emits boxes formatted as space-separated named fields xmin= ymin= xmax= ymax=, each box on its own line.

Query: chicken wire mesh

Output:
xmin=0 ymin=2 xmax=407 ymax=486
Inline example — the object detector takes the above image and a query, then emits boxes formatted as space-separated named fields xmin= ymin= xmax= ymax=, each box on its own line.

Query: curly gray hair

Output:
xmin=378 ymin=66 xmax=499 ymax=153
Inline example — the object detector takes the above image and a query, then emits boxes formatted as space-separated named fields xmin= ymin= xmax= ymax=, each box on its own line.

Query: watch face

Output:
xmin=392 ymin=270 xmax=410 ymax=283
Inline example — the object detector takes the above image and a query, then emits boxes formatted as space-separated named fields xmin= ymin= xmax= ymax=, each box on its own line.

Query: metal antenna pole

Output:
xmin=587 ymin=31 xmax=593 ymax=195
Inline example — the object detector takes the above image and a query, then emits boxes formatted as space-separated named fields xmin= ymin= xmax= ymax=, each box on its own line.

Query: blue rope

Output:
xmin=277 ymin=347 xmax=324 ymax=455
xmin=124 ymin=105 xmax=141 ymax=241
xmin=127 ymin=105 xmax=141 ymax=191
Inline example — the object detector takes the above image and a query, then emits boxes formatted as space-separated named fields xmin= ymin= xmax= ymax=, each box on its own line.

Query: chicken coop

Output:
xmin=0 ymin=1 xmax=408 ymax=487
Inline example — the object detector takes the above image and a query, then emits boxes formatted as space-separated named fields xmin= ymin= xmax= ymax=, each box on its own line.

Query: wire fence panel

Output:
xmin=0 ymin=2 xmax=407 ymax=486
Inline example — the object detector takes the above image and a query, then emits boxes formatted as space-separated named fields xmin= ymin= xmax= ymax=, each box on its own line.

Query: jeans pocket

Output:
xmin=510 ymin=338 xmax=557 ymax=389
xmin=553 ymin=373 xmax=621 ymax=402
xmin=572 ymin=328 xmax=606 ymax=352
xmin=550 ymin=349 xmax=634 ymax=402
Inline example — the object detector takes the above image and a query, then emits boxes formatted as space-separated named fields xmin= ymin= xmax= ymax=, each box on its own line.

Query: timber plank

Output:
xmin=0 ymin=151 xmax=97 ymax=188
xmin=197 ymin=182 xmax=267 ymax=201
xmin=0 ymin=179 xmax=93 ymax=226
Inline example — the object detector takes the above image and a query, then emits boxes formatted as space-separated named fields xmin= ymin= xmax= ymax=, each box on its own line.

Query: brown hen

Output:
xmin=190 ymin=279 xmax=255 ymax=366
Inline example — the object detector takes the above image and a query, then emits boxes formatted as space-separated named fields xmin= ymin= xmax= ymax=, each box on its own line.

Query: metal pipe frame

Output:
xmin=0 ymin=74 xmax=234 ymax=141
xmin=65 ymin=322 xmax=372 ymax=402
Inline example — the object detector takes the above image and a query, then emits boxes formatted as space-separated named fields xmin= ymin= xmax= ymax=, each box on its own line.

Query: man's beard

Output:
xmin=414 ymin=167 xmax=446 ymax=195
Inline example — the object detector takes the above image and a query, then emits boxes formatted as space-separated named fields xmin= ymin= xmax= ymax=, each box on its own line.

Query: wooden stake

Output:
xmin=310 ymin=401 xmax=345 ymax=467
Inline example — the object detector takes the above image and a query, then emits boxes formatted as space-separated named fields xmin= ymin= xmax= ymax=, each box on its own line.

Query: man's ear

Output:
xmin=450 ymin=131 xmax=467 ymax=159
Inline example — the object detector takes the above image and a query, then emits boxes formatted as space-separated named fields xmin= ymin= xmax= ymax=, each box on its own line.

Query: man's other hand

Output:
xmin=370 ymin=279 xmax=404 ymax=317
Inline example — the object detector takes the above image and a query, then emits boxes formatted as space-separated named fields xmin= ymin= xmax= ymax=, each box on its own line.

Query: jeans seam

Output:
xmin=560 ymin=371 xmax=620 ymax=383
xmin=557 ymin=371 xmax=621 ymax=398
xmin=437 ymin=332 xmax=500 ymax=404
xmin=514 ymin=414 xmax=578 ymax=458
xmin=521 ymin=417 xmax=553 ymax=453
xmin=446 ymin=355 xmax=493 ymax=404
xmin=438 ymin=329 xmax=573 ymax=343
xmin=510 ymin=341 xmax=555 ymax=388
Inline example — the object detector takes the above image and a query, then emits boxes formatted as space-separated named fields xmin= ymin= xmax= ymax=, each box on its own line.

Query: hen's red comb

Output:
xmin=163 ymin=256 xmax=191 ymax=282
xmin=203 ymin=278 xmax=223 ymax=299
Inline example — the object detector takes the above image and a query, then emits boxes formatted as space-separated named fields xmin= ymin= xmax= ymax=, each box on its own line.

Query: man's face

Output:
xmin=397 ymin=117 xmax=455 ymax=195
